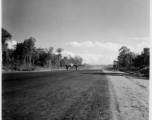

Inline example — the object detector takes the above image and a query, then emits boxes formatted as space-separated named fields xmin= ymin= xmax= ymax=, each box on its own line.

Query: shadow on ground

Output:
xmin=124 ymin=74 xmax=149 ymax=80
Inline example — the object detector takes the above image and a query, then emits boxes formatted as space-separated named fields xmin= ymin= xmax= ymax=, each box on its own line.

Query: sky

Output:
xmin=2 ymin=0 xmax=150 ymax=64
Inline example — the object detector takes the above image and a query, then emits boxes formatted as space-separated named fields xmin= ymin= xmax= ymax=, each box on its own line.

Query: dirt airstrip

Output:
xmin=2 ymin=69 xmax=149 ymax=120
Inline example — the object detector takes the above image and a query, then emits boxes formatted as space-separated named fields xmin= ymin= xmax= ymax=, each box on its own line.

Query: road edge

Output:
xmin=104 ymin=72 xmax=122 ymax=120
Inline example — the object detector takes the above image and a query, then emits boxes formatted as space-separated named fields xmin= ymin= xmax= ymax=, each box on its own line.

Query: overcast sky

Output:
xmin=2 ymin=0 xmax=150 ymax=64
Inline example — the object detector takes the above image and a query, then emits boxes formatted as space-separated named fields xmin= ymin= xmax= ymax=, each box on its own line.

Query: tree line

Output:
xmin=116 ymin=46 xmax=150 ymax=70
xmin=2 ymin=28 xmax=83 ymax=70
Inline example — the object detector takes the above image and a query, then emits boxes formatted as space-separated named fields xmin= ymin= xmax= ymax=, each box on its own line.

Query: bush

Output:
xmin=119 ymin=67 xmax=127 ymax=72
xmin=2 ymin=64 xmax=12 ymax=71
xmin=22 ymin=67 xmax=35 ymax=71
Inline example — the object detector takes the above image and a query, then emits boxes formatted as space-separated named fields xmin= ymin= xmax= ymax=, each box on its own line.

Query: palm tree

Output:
xmin=56 ymin=48 xmax=64 ymax=69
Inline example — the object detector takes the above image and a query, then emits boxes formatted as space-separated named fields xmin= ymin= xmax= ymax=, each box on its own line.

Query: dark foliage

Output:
xmin=2 ymin=28 xmax=83 ymax=71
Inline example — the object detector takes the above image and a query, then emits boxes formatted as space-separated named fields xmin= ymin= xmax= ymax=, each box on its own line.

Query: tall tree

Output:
xmin=23 ymin=37 xmax=36 ymax=67
xmin=47 ymin=47 xmax=53 ymax=69
xmin=61 ymin=57 xmax=68 ymax=65
xmin=2 ymin=28 xmax=12 ymax=65
xmin=117 ymin=46 xmax=150 ymax=70
xmin=125 ymin=52 xmax=135 ymax=69
xmin=52 ymin=54 xmax=58 ymax=69
xmin=74 ymin=56 xmax=83 ymax=65
xmin=56 ymin=48 xmax=64 ymax=69
xmin=119 ymin=46 xmax=130 ymax=56
xmin=142 ymin=48 xmax=149 ymax=66
xmin=13 ymin=42 xmax=25 ymax=65
xmin=2 ymin=28 xmax=12 ymax=46
xmin=118 ymin=46 xmax=130 ymax=67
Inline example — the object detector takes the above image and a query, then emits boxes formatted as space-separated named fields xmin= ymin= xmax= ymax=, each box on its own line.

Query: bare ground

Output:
xmin=103 ymin=70 xmax=149 ymax=120
xmin=2 ymin=69 xmax=149 ymax=120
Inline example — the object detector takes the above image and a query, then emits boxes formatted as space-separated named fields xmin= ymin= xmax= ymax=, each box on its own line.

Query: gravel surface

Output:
xmin=103 ymin=70 xmax=149 ymax=120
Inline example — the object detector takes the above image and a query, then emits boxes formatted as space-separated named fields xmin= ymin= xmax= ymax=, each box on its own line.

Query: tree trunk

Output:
xmin=26 ymin=56 xmax=28 ymax=66
xmin=24 ymin=56 xmax=26 ymax=66
xmin=32 ymin=59 xmax=34 ymax=67
xmin=17 ymin=56 xmax=19 ymax=66
xmin=58 ymin=58 xmax=60 ymax=69
xmin=29 ymin=54 xmax=32 ymax=67
xmin=50 ymin=61 xmax=52 ymax=70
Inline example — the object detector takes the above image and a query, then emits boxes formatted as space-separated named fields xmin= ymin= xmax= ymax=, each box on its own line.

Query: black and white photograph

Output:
xmin=2 ymin=0 xmax=150 ymax=120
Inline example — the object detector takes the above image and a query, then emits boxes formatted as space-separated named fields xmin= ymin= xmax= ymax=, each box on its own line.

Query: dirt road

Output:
xmin=2 ymin=69 xmax=149 ymax=120
xmin=103 ymin=70 xmax=149 ymax=120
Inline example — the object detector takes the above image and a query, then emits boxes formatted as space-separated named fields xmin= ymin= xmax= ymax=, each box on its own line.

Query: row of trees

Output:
xmin=117 ymin=46 xmax=150 ymax=69
xmin=61 ymin=56 xmax=83 ymax=66
xmin=2 ymin=28 xmax=83 ymax=70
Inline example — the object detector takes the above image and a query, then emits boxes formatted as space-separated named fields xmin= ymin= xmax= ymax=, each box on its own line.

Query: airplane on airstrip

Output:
xmin=61 ymin=63 xmax=85 ymax=70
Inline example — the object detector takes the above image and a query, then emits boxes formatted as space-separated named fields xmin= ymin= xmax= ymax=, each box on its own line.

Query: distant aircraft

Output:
xmin=61 ymin=63 xmax=85 ymax=70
